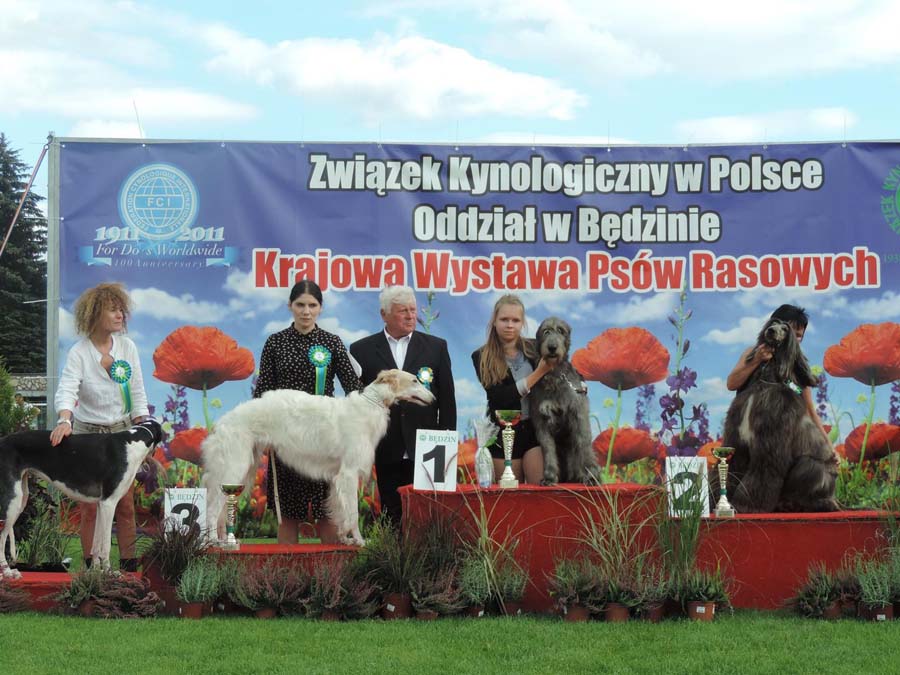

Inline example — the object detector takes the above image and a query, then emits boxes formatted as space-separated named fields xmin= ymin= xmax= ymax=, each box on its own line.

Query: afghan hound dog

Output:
xmin=201 ymin=369 xmax=434 ymax=546
xmin=530 ymin=317 xmax=600 ymax=485
xmin=1 ymin=420 xmax=163 ymax=577
xmin=722 ymin=318 xmax=839 ymax=512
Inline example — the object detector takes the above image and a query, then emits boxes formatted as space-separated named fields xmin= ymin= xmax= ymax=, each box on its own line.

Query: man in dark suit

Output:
xmin=350 ymin=285 xmax=456 ymax=527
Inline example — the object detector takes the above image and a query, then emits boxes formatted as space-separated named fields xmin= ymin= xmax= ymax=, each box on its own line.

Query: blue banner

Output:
xmin=57 ymin=141 xmax=900 ymax=454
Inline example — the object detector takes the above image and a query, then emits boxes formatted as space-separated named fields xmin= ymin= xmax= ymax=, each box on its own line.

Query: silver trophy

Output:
xmin=495 ymin=410 xmax=521 ymax=489
xmin=221 ymin=483 xmax=245 ymax=549
xmin=713 ymin=447 xmax=736 ymax=517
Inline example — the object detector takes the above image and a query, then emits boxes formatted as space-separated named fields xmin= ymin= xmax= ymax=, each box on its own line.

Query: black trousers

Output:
xmin=376 ymin=458 xmax=414 ymax=528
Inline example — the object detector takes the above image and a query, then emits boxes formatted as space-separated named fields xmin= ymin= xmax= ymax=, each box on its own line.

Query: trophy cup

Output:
xmin=712 ymin=447 xmax=736 ymax=517
xmin=221 ymin=483 xmax=245 ymax=549
xmin=494 ymin=410 xmax=521 ymax=489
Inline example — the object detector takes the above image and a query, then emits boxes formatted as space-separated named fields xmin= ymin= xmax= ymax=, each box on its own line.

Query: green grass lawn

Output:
xmin=0 ymin=611 xmax=898 ymax=675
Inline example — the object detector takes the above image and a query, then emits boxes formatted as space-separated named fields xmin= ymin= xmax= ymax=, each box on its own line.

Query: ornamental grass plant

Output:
xmin=308 ymin=558 xmax=379 ymax=620
xmin=176 ymin=556 xmax=221 ymax=605
xmin=142 ymin=520 xmax=209 ymax=586
xmin=230 ymin=556 xmax=311 ymax=615
xmin=793 ymin=562 xmax=842 ymax=618
xmin=0 ymin=580 xmax=30 ymax=613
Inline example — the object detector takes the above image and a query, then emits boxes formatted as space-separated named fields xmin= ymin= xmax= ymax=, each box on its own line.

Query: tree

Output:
xmin=0 ymin=133 xmax=47 ymax=373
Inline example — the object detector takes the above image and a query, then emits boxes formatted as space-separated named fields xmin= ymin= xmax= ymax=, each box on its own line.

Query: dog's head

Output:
xmin=127 ymin=418 xmax=164 ymax=447
xmin=759 ymin=318 xmax=792 ymax=350
xmin=371 ymin=369 xmax=436 ymax=407
xmin=755 ymin=318 xmax=816 ymax=388
xmin=536 ymin=317 xmax=572 ymax=364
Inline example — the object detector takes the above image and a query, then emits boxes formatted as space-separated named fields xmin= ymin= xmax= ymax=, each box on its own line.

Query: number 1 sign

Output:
xmin=413 ymin=429 xmax=459 ymax=492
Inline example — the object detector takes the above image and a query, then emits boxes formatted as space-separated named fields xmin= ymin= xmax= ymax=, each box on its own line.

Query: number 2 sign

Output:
xmin=413 ymin=429 xmax=459 ymax=492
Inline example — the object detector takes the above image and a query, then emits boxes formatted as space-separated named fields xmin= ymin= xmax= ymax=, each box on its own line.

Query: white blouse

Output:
xmin=54 ymin=334 xmax=150 ymax=425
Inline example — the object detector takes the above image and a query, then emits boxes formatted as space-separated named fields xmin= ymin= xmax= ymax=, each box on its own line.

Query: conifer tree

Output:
xmin=0 ymin=133 xmax=47 ymax=373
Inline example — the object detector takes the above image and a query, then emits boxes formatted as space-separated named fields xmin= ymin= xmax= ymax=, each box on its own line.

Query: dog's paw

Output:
xmin=540 ymin=476 xmax=559 ymax=487
xmin=1 ymin=566 xmax=22 ymax=580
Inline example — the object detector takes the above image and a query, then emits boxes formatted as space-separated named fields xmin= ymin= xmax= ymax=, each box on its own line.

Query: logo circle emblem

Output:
xmin=119 ymin=163 xmax=199 ymax=240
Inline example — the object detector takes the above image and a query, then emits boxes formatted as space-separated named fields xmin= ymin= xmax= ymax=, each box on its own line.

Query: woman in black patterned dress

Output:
xmin=255 ymin=279 xmax=362 ymax=544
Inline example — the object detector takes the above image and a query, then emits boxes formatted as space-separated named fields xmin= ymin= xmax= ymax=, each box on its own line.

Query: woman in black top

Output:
xmin=255 ymin=279 xmax=361 ymax=543
xmin=472 ymin=294 xmax=552 ymax=484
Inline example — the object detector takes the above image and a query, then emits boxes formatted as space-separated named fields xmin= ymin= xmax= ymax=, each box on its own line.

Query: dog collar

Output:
xmin=785 ymin=381 xmax=803 ymax=395
xmin=361 ymin=391 xmax=386 ymax=409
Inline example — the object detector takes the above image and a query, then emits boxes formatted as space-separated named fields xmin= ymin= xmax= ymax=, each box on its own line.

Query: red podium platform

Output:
xmin=401 ymin=483 xmax=889 ymax=612
xmin=8 ymin=571 xmax=73 ymax=612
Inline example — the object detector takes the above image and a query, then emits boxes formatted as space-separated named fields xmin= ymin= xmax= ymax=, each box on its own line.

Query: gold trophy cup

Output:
xmin=221 ymin=483 xmax=245 ymax=550
xmin=494 ymin=410 xmax=521 ymax=489
xmin=712 ymin=447 xmax=736 ymax=518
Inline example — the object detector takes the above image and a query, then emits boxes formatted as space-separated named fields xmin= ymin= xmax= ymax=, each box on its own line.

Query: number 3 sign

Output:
xmin=413 ymin=429 xmax=459 ymax=492
xmin=164 ymin=487 xmax=208 ymax=535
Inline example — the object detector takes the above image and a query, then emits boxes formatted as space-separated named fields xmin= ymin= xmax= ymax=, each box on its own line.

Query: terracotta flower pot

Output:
xmin=563 ymin=603 xmax=591 ymax=622
xmin=822 ymin=601 xmax=842 ymax=620
xmin=382 ymin=592 xmax=413 ymax=619
xmin=686 ymin=600 xmax=716 ymax=622
xmin=415 ymin=609 xmax=439 ymax=621
xmin=501 ymin=600 xmax=523 ymax=617
xmin=604 ymin=602 xmax=630 ymax=623
xmin=861 ymin=603 xmax=893 ymax=622
xmin=178 ymin=601 xmax=205 ymax=619
xmin=321 ymin=609 xmax=341 ymax=621
xmin=255 ymin=607 xmax=278 ymax=619
xmin=641 ymin=603 xmax=665 ymax=623
xmin=465 ymin=605 xmax=486 ymax=618
xmin=78 ymin=599 xmax=96 ymax=618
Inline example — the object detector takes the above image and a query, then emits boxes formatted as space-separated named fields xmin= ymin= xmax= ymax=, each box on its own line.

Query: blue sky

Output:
xmin=4 ymin=0 xmax=900 ymax=438
xmin=4 ymin=0 xmax=899 ymax=150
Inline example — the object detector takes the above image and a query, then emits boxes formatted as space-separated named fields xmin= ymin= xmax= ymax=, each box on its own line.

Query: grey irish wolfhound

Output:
xmin=530 ymin=317 xmax=600 ymax=485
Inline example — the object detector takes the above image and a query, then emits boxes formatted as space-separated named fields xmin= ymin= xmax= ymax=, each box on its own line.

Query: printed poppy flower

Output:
xmin=592 ymin=427 xmax=660 ymax=465
xmin=457 ymin=437 xmax=478 ymax=477
xmin=169 ymin=427 xmax=208 ymax=465
xmin=823 ymin=323 xmax=900 ymax=386
xmin=572 ymin=327 xmax=670 ymax=390
xmin=842 ymin=423 xmax=900 ymax=463
xmin=153 ymin=326 xmax=256 ymax=390
xmin=697 ymin=439 xmax=723 ymax=469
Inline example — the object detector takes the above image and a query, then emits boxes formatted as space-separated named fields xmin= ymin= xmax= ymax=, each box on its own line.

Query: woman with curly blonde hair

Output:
xmin=51 ymin=282 xmax=149 ymax=571
xmin=471 ymin=294 xmax=552 ymax=484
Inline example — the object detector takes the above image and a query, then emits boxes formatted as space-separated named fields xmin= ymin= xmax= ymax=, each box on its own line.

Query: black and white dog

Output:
xmin=0 ymin=419 xmax=163 ymax=578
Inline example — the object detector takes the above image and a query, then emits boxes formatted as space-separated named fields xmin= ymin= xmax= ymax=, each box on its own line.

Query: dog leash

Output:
xmin=270 ymin=449 xmax=283 ymax=526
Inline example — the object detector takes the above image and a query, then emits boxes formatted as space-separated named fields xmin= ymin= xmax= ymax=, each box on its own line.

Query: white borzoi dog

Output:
xmin=201 ymin=369 xmax=434 ymax=546
xmin=0 ymin=420 xmax=163 ymax=578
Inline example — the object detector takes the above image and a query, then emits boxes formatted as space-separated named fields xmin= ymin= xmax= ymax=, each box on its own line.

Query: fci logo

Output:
xmin=882 ymin=164 xmax=900 ymax=236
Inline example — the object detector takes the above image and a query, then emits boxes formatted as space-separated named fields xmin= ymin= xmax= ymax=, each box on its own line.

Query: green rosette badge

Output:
xmin=417 ymin=366 xmax=434 ymax=390
xmin=308 ymin=345 xmax=332 ymax=395
xmin=109 ymin=359 xmax=133 ymax=414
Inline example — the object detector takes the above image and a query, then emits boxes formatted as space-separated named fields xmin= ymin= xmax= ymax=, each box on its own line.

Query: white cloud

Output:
xmin=478 ymin=132 xmax=639 ymax=146
xmin=317 ymin=317 xmax=370 ymax=345
xmin=131 ymin=287 xmax=229 ymax=323
xmin=703 ymin=315 xmax=768 ymax=346
xmin=58 ymin=306 xmax=76 ymax=341
xmin=675 ymin=108 xmax=858 ymax=144
xmin=845 ymin=291 xmax=900 ymax=321
xmin=262 ymin=319 xmax=288 ymax=335
xmin=0 ymin=2 xmax=258 ymax=128
xmin=68 ymin=120 xmax=143 ymax=139
xmin=592 ymin=292 xmax=680 ymax=326
xmin=200 ymin=28 xmax=585 ymax=122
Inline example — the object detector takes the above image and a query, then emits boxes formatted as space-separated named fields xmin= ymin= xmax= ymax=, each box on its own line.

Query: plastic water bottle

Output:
xmin=475 ymin=445 xmax=494 ymax=488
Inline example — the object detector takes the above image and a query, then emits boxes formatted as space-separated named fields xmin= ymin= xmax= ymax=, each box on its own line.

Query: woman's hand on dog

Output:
xmin=49 ymin=421 xmax=72 ymax=446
